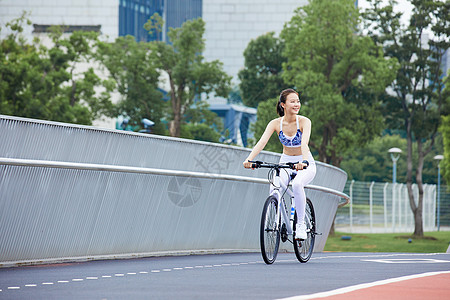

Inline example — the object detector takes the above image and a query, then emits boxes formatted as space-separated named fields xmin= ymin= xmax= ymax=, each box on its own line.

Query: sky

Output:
xmin=358 ymin=0 xmax=414 ymax=26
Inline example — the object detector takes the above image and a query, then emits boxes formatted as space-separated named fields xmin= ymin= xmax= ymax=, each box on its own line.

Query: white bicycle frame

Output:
xmin=269 ymin=169 xmax=296 ymax=239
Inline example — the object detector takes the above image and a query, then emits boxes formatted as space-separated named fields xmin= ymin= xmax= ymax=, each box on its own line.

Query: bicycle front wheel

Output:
xmin=260 ymin=196 xmax=280 ymax=264
xmin=293 ymin=198 xmax=316 ymax=263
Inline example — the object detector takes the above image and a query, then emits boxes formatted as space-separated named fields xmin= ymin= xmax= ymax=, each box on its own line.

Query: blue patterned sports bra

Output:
xmin=278 ymin=116 xmax=302 ymax=148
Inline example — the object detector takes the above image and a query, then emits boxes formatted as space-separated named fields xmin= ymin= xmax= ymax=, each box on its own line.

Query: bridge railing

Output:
xmin=0 ymin=115 xmax=349 ymax=266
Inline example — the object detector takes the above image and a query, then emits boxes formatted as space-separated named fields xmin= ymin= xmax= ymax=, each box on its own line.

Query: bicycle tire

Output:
xmin=293 ymin=198 xmax=316 ymax=263
xmin=260 ymin=196 xmax=280 ymax=264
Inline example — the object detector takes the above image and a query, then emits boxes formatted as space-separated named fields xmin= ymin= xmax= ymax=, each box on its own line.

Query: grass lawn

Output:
xmin=324 ymin=231 xmax=450 ymax=253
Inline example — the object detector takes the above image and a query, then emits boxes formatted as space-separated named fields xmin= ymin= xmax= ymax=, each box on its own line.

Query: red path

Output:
xmin=317 ymin=272 xmax=450 ymax=300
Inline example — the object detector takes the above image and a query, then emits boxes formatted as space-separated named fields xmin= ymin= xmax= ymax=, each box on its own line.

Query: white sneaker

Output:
xmin=295 ymin=222 xmax=307 ymax=240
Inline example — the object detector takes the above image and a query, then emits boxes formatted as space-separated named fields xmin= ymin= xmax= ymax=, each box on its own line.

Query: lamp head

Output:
xmin=434 ymin=154 xmax=444 ymax=161
xmin=388 ymin=147 xmax=402 ymax=154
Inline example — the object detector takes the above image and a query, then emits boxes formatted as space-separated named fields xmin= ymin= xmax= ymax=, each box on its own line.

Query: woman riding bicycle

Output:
xmin=243 ymin=88 xmax=316 ymax=240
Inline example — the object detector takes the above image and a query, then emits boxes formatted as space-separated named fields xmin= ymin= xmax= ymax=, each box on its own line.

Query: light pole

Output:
xmin=434 ymin=154 xmax=444 ymax=231
xmin=388 ymin=147 xmax=402 ymax=183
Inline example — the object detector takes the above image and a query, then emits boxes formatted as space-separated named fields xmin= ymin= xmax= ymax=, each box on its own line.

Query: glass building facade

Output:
xmin=119 ymin=0 xmax=202 ymax=42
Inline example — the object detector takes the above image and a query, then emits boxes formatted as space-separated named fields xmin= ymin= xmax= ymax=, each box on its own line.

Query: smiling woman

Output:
xmin=243 ymin=88 xmax=317 ymax=240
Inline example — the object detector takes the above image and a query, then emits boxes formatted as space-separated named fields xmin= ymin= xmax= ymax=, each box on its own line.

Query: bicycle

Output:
xmin=249 ymin=160 xmax=317 ymax=264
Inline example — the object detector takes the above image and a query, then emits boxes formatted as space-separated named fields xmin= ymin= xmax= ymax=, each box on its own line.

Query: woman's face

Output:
xmin=282 ymin=93 xmax=300 ymax=115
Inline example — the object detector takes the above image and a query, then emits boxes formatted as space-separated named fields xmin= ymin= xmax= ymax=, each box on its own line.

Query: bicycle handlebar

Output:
xmin=248 ymin=160 xmax=309 ymax=170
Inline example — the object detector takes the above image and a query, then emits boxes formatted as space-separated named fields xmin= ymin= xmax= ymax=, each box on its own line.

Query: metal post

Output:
xmin=392 ymin=183 xmax=396 ymax=232
xmin=437 ymin=163 xmax=441 ymax=231
xmin=369 ymin=181 xmax=374 ymax=232
xmin=383 ymin=182 xmax=388 ymax=230
xmin=434 ymin=155 xmax=443 ymax=231
xmin=350 ymin=180 xmax=354 ymax=233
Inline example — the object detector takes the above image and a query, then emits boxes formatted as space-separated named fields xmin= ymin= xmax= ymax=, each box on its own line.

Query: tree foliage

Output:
xmin=148 ymin=14 xmax=232 ymax=137
xmin=0 ymin=13 xmax=113 ymax=124
xmin=238 ymin=32 xmax=286 ymax=108
xmin=280 ymin=0 xmax=398 ymax=167
xmin=249 ymin=97 xmax=283 ymax=153
xmin=96 ymin=35 xmax=167 ymax=134
xmin=362 ymin=0 xmax=449 ymax=236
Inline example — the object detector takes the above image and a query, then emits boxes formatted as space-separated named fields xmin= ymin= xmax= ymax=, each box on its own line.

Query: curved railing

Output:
xmin=0 ymin=115 xmax=349 ymax=266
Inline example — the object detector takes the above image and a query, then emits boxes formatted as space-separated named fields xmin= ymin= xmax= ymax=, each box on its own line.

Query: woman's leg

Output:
xmin=291 ymin=163 xmax=316 ymax=223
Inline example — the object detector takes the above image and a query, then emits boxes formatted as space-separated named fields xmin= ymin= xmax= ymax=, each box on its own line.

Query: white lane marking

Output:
xmin=25 ymin=284 xmax=37 ymax=287
xmin=139 ymin=271 xmax=149 ymax=274
xmin=277 ymin=270 xmax=450 ymax=300
xmin=115 ymin=274 xmax=124 ymax=277
xmin=127 ymin=273 xmax=137 ymax=275
xmin=86 ymin=277 xmax=98 ymax=280
xmin=8 ymin=287 xmax=20 ymax=289
xmin=72 ymin=279 xmax=83 ymax=282
xmin=222 ymin=264 xmax=231 ymax=266
xmin=58 ymin=281 xmax=69 ymax=283
xmin=213 ymin=264 xmax=222 ymax=267
xmin=151 ymin=270 xmax=160 ymax=273
xmin=162 ymin=269 xmax=171 ymax=272
xmin=362 ymin=258 xmax=450 ymax=264
xmin=205 ymin=265 xmax=213 ymax=268
xmin=173 ymin=268 xmax=183 ymax=270
xmin=184 ymin=267 xmax=193 ymax=269
xmin=102 ymin=275 xmax=112 ymax=278
xmin=42 ymin=282 xmax=54 ymax=285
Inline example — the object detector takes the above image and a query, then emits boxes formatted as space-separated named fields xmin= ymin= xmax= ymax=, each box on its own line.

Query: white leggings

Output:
xmin=270 ymin=153 xmax=317 ymax=224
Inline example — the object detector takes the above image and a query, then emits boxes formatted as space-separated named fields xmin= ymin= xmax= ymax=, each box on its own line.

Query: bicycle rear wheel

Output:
xmin=293 ymin=198 xmax=316 ymax=263
xmin=260 ymin=196 xmax=280 ymax=264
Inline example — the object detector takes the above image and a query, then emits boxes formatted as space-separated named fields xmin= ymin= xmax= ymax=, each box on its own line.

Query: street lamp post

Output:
xmin=434 ymin=154 xmax=444 ymax=231
xmin=388 ymin=147 xmax=402 ymax=183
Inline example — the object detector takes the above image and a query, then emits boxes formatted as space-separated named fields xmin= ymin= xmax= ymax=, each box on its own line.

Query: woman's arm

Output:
xmin=243 ymin=119 xmax=277 ymax=168
xmin=300 ymin=117 xmax=311 ymax=155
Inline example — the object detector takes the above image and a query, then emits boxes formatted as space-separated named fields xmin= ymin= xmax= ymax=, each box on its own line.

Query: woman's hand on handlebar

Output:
xmin=294 ymin=160 xmax=309 ymax=171
xmin=243 ymin=160 xmax=253 ymax=169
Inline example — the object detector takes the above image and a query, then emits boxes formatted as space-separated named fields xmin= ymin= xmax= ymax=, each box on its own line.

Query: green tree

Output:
xmin=238 ymin=32 xmax=286 ymax=108
xmin=363 ymin=0 xmax=449 ymax=236
xmin=96 ymin=35 xmax=166 ymax=134
xmin=249 ymin=97 xmax=283 ymax=153
xmin=440 ymin=82 xmax=450 ymax=184
xmin=181 ymin=100 xmax=224 ymax=142
xmin=280 ymin=0 xmax=398 ymax=167
xmin=0 ymin=13 xmax=113 ymax=124
xmin=341 ymin=135 xmax=407 ymax=182
xmin=147 ymin=14 xmax=231 ymax=137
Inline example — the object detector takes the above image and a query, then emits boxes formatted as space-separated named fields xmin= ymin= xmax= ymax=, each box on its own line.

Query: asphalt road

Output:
xmin=0 ymin=252 xmax=449 ymax=299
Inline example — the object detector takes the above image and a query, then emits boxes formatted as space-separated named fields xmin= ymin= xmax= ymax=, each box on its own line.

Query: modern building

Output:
xmin=0 ymin=0 xmax=304 ymax=145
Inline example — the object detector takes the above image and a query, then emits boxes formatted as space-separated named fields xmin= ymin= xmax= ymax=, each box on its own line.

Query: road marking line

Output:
xmin=86 ymin=277 xmax=98 ymax=280
xmin=42 ymin=282 xmax=54 ymax=285
xmin=57 ymin=281 xmax=69 ymax=283
xmin=139 ymin=271 xmax=149 ymax=274
xmin=127 ymin=273 xmax=137 ymax=275
xmin=362 ymin=258 xmax=450 ymax=264
xmin=162 ymin=269 xmax=171 ymax=272
xmin=173 ymin=268 xmax=183 ymax=270
xmin=277 ymin=270 xmax=450 ymax=300
xmin=7 ymin=287 xmax=20 ymax=290
xmin=102 ymin=275 xmax=112 ymax=278
xmin=151 ymin=270 xmax=160 ymax=273
xmin=115 ymin=274 xmax=124 ymax=277
xmin=25 ymin=284 xmax=37 ymax=287
xmin=184 ymin=267 xmax=193 ymax=269
xmin=213 ymin=264 xmax=222 ymax=267
xmin=72 ymin=279 xmax=83 ymax=282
